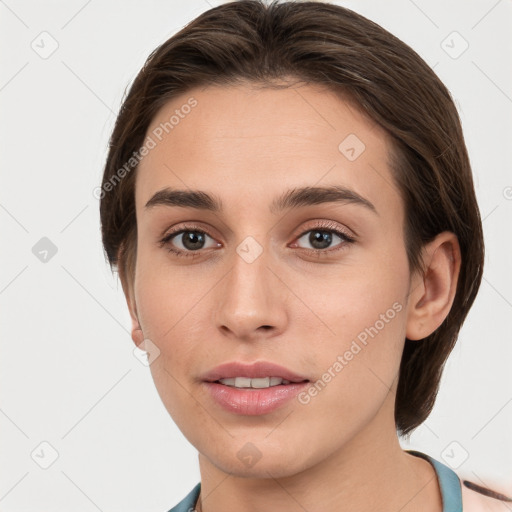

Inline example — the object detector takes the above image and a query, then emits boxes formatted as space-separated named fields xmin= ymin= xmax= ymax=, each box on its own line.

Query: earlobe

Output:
xmin=118 ymin=272 xmax=144 ymax=348
xmin=406 ymin=232 xmax=461 ymax=341
xmin=129 ymin=305 xmax=144 ymax=348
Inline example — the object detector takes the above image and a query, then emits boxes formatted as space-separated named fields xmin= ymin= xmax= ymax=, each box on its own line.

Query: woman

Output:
xmin=99 ymin=1 xmax=509 ymax=510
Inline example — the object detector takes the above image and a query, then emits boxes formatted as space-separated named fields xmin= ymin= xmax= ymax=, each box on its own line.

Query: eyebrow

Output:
xmin=144 ymin=185 xmax=378 ymax=215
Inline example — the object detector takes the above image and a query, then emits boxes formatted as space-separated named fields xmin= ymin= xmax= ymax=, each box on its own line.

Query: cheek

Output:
xmin=133 ymin=251 xmax=208 ymax=391
xmin=294 ymin=255 xmax=409 ymax=346
xmin=134 ymin=264 xmax=209 ymax=423
xmin=134 ymin=243 xmax=207 ymax=339
xmin=293 ymin=252 xmax=410 ymax=399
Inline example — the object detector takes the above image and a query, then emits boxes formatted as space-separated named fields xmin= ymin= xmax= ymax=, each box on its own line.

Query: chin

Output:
xmin=202 ymin=439 xmax=314 ymax=479
xmin=214 ymin=455 xmax=304 ymax=480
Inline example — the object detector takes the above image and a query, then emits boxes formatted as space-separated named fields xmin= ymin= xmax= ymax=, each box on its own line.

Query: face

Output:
xmin=130 ymin=83 xmax=414 ymax=478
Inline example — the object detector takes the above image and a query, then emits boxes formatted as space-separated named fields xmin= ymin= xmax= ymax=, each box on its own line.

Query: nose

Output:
xmin=213 ymin=241 xmax=288 ymax=341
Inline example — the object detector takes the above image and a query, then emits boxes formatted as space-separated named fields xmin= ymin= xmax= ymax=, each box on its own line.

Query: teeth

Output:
xmin=218 ymin=376 xmax=292 ymax=388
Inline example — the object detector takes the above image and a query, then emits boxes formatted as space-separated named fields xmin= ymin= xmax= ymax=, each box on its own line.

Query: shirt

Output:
xmin=166 ymin=449 xmax=509 ymax=511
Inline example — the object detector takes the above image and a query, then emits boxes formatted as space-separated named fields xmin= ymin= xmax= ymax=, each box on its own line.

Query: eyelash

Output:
xmin=158 ymin=221 xmax=356 ymax=259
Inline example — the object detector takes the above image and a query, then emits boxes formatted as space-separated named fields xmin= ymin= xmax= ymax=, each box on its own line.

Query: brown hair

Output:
xmin=99 ymin=0 xmax=484 ymax=436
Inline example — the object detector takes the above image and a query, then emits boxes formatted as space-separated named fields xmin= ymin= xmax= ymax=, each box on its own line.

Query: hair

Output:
xmin=99 ymin=0 xmax=484 ymax=436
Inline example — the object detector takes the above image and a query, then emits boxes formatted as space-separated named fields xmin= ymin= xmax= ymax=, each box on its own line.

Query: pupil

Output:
xmin=310 ymin=230 xmax=331 ymax=249
xmin=183 ymin=231 xmax=204 ymax=250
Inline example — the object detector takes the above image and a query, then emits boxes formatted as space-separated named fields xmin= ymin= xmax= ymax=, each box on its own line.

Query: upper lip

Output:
xmin=201 ymin=361 xmax=310 ymax=383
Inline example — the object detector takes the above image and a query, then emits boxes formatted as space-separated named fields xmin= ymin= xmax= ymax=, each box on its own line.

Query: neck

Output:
xmin=196 ymin=397 xmax=442 ymax=512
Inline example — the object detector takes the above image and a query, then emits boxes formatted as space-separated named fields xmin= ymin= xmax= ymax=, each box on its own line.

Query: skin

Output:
xmin=122 ymin=82 xmax=461 ymax=512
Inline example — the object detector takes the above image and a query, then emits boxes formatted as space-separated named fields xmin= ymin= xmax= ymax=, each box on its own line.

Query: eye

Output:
xmin=158 ymin=225 xmax=220 ymax=258
xmin=159 ymin=221 xmax=355 ymax=260
xmin=291 ymin=222 xmax=355 ymax=254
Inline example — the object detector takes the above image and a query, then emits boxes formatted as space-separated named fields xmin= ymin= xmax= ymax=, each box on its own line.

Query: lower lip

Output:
xmin=203 ymin=381 xmax=310 ymax=415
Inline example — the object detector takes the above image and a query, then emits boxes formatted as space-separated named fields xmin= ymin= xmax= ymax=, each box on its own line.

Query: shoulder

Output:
xmin=166 ymin=482 xmax=201 ymax=512
xmin=461 ymin=478 xmax=512 ymax=511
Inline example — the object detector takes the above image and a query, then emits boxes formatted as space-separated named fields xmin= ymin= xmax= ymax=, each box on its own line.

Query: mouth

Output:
xmin=212 ymin=376 xmax=310 ymax=389
xmin=200 ymin=360 xmax=311 ymax=414
xmin=201 ymin=360 xmax=311 ymax=386
xmin=203 ymin=376 xmax=311 ymax=415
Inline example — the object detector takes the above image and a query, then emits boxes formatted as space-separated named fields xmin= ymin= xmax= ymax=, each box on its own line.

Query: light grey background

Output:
xmin=1 ymin=0 xmax=511 ymax=510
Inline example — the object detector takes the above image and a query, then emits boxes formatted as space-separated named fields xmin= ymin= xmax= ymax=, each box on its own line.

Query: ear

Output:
xmin=118 ymin=267 xmax=144 ymax=348
xmin=405 ymin=231 xmax=461 ymax=340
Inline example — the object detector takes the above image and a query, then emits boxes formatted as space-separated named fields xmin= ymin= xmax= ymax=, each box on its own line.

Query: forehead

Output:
xmin=135 ymin=83 xmax=401 ymax=220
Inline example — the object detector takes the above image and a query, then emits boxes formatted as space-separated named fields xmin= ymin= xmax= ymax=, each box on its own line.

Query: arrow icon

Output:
xmin=236 ymin=236 xmax=263 ymax=263
xmin=31 ymin=31 xmax=59 ymax=60
xmin=32 ymin=237 xmax=58 ymax=262
xmin=338 ymin=134 xmax=365 ymax=161
xmin=31 ymin=441 xmax=59 ymax=469
xmin=440 ymin=31 xmax=468 ymax=59
xmin=236 ymin=442 xmax=262 ymax=467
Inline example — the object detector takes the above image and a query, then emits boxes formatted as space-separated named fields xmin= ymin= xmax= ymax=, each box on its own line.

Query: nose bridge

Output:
xmin=228 ymin=235 xmax=271 ymax=308
xmin=214 ymin=234 xmax=284 ymax=336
